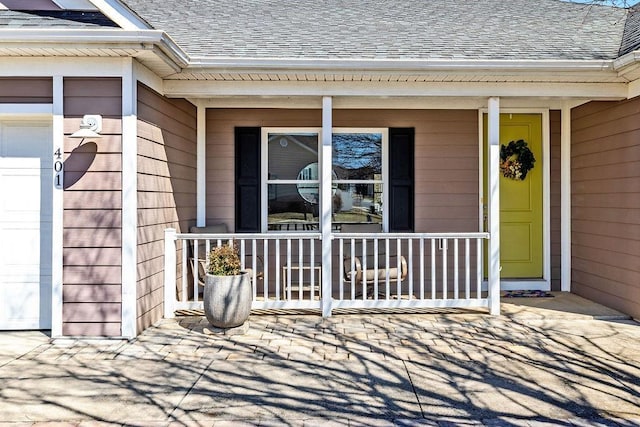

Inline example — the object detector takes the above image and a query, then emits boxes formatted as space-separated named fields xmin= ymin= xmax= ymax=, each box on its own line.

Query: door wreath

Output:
xmin=500 ymin=139 xmax=535 ymax=180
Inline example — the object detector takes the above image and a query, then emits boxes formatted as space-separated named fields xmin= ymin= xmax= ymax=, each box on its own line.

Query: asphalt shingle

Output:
xmin=120 ymin=0 xmax=628 ymax=60
xmin=620 ymin=5 xmax=640 ymax=55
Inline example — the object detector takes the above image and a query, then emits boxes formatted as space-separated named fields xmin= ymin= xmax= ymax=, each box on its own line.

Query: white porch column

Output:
xmin=121 ymin=59 xmax=138 ymax=338
xmin=197 ymin=102 xmax=206 ymax=226
xmin=487 ymin=97 xmax=501 ymax=315
xmin=321 ymin=96 xmax=333 ymax=317
xmin=561 ymin=102 xmax=572 ymax=292
xmin=51 ymin=75 xmax=64 ymax=338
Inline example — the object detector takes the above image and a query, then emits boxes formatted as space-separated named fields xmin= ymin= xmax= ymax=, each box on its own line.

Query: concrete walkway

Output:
xmin=1 ymin=293 xmax=639 ymax=426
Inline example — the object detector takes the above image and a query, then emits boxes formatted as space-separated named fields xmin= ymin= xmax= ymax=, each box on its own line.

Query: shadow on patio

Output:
xmin=0 ymin=293 xmax=638 ymax=425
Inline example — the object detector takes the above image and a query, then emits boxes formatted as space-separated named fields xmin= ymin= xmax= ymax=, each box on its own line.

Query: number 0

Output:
xmin=54 ymin=161 xmax=63 ymax=172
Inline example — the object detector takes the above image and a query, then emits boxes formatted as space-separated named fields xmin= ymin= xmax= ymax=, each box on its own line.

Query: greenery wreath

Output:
xmin=500 ymin=139 xmax=535 ymax=180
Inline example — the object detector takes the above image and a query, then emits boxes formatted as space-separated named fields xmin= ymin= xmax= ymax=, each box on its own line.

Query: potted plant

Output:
xmin=203 ymin=243 xmax=252 ymax=329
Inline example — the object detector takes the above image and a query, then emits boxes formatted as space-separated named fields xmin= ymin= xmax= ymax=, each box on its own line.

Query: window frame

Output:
xmin=261 ymin=127 xmax=389 ymax=232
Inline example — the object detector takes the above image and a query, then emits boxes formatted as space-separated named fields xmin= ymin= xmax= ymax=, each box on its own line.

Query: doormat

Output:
xmin=503 ymin=290 xmax=553 ymax=298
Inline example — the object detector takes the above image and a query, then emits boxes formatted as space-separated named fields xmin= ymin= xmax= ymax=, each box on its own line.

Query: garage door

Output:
xmin=0 ymin=121 xmax=52 ymax=330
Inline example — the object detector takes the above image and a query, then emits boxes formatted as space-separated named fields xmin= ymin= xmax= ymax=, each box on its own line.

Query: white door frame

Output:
xmin=478 ymin=108 xmax=551 ymax=291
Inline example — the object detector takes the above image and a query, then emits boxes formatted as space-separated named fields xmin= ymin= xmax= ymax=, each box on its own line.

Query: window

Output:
xmin=332 ymin=131 xmax=387 ymax=230
xmin=263 ymin=128 xmax=387 ymax=232
xmin=265 ymin=131 xmax=320 ymax=231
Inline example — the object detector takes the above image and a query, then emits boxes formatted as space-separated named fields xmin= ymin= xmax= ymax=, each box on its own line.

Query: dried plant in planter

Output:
xmin=204 ymin=241 xmax=252 ymax=330
xmin=207 ymin=243 xmax=241 ymax=276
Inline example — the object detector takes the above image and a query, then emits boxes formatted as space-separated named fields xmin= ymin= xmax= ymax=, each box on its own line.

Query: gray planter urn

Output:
xmin=203 ymin=272 xmax=252 ymax=328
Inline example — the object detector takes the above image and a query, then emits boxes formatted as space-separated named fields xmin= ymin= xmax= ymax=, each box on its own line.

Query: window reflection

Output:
xmin=333 ymin=133 xmax=382 ymax=180
xmin=268 ymin=133 xmax=318 ymax=180
xmin=265 ymin=131 xmax=384 ymax=232
xmin=267 ymin=133 xmax=319 ymax=231
xmin=332 ymin=133 xmax=383 ymax=230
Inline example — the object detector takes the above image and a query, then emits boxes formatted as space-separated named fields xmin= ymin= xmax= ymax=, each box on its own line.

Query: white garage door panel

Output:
xmin=1 ymin=169 xmax=43 ymax=222
xmin=0 ymin=121 xmax=52 ymax=330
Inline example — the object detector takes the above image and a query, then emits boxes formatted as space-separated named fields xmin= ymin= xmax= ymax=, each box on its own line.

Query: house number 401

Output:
xmin=54 ymin=148 xmax=63 ymax=189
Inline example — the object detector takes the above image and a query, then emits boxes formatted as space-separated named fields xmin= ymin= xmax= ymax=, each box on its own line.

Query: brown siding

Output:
xmin=63 ymin=77 xmax=122 ymax=337
xmin=136 ymin=84 xmax=197 ymax=333
xmin=550 ymin=110 xmax=561 ymax=291
xmin=571 ymin=97 xmax=640 ymax=319
xmin=0 ymin=77 xmax=52 ymax=103
xmin=206 ymin=109 xmax=479 ymax=232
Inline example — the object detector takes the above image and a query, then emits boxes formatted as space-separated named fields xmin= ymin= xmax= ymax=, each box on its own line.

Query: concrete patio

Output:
xmin=1 ymin=292 xmax=639 ymax=426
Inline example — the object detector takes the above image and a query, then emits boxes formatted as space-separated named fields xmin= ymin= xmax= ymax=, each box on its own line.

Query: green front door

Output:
xmin=484 ymin=114 xmax=543 ymax=278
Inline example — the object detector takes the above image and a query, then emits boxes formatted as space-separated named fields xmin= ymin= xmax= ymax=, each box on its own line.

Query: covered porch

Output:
xmin=155 ymin=71 xmax=623 ymax=319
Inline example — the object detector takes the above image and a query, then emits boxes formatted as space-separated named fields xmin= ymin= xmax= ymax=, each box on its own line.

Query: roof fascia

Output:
xmin=0 ymin=28 xmax=189 ymax=69
xmin=614 ymin=50 xmax=640 ymax=69
xmin=88 ymin=0 xmax=149 ymax=30
xmin=187 ymin=57 xmax=616 ymax=74
xmin=613 ymin=50 xmax=640 ymax=86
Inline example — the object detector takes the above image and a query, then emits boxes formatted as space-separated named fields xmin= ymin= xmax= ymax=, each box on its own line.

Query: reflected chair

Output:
xmin=341 ymin=223 xmax=408 ymax=298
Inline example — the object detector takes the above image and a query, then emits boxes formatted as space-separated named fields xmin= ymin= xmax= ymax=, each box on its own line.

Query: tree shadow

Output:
xmin=0 ymin=313 xmax=639 ymax=425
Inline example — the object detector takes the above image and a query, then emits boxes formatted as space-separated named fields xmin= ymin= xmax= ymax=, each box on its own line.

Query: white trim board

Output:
xmin=88 ymin=0 xmax=149 ymax=30
xmin=163 ymin=80 xmax=628 ymax=99
xmin=482 ymin=280 xmax=549 ymax=292
xmin=478 ymin=108 xmax=552 ymax=292
xmin=120 ymin=59 xmax=137 ymax=339
xmin=0 ymin=57 xmax=133 ymax=77
xmin=195 ymin=96 xmax=587 ymax=110
xmin=0 ymin=104 xmax=52 ymax=116
xmin=51 ymin=77 xmax=64 ymax=337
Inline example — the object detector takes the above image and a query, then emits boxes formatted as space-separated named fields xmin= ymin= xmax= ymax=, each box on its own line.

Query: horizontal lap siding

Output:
xmin=206 ymin=109 xmax=479 ymax=233
xmin=62 ymin=77 xmax=122 ymax=337
xmin=571 ymin=98 xmax=640 ymax=319
xmin=0 ymin=77 xmax=52 ymax=103
xmin=137 ymin=84 xmax=197 ymax=333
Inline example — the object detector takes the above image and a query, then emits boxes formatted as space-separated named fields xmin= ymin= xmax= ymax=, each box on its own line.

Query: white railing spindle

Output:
xmin=165 ymin=231 xmax=490 ymax=315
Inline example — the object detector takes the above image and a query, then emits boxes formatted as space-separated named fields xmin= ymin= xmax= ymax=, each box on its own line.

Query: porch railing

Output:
xmin=333 ymin=232 xmax=489 ymax=310
xmin=164 ymin=229 xmax=492 ymax=318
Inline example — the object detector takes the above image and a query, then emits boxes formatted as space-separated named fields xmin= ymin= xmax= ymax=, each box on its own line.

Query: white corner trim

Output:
xmin=561 ymin=103 xmax=572 ymax=292
xmin=133 ymin=60 xmax=163 ymax=94
xmin=629 ymin=78 xmax=640 ymax=99
xmin=121 ymin=59 xmax=138 ymax=338
xmin=197 ymin=102 xmax=206 ymax=227
xmin=51 ymin=76 xmax=64 ymax=338
xmin=88 ymin=0 xmax=149 ymax=30
xmin=542 ymin=109 xmax=551 ymax=287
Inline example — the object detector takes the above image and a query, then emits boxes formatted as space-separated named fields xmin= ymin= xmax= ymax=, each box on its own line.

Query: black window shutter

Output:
xmin=235 ymin=127 xmax=261 ymax=232
xmin=389 ymin=128 xmax=414 ymax=232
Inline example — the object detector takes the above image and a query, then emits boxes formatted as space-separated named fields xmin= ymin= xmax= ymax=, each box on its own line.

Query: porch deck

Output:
xmin=2 ymin=293 xmax=637 ymax=424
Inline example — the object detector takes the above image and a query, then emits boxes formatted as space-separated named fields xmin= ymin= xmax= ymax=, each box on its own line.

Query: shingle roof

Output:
xmin=120 ymin=0 xmax=629 ymax=61
xmin=0 ymin=10 xmax=118 ymax=28
xmin=620 ymin=5 xmax=640 ymax=56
